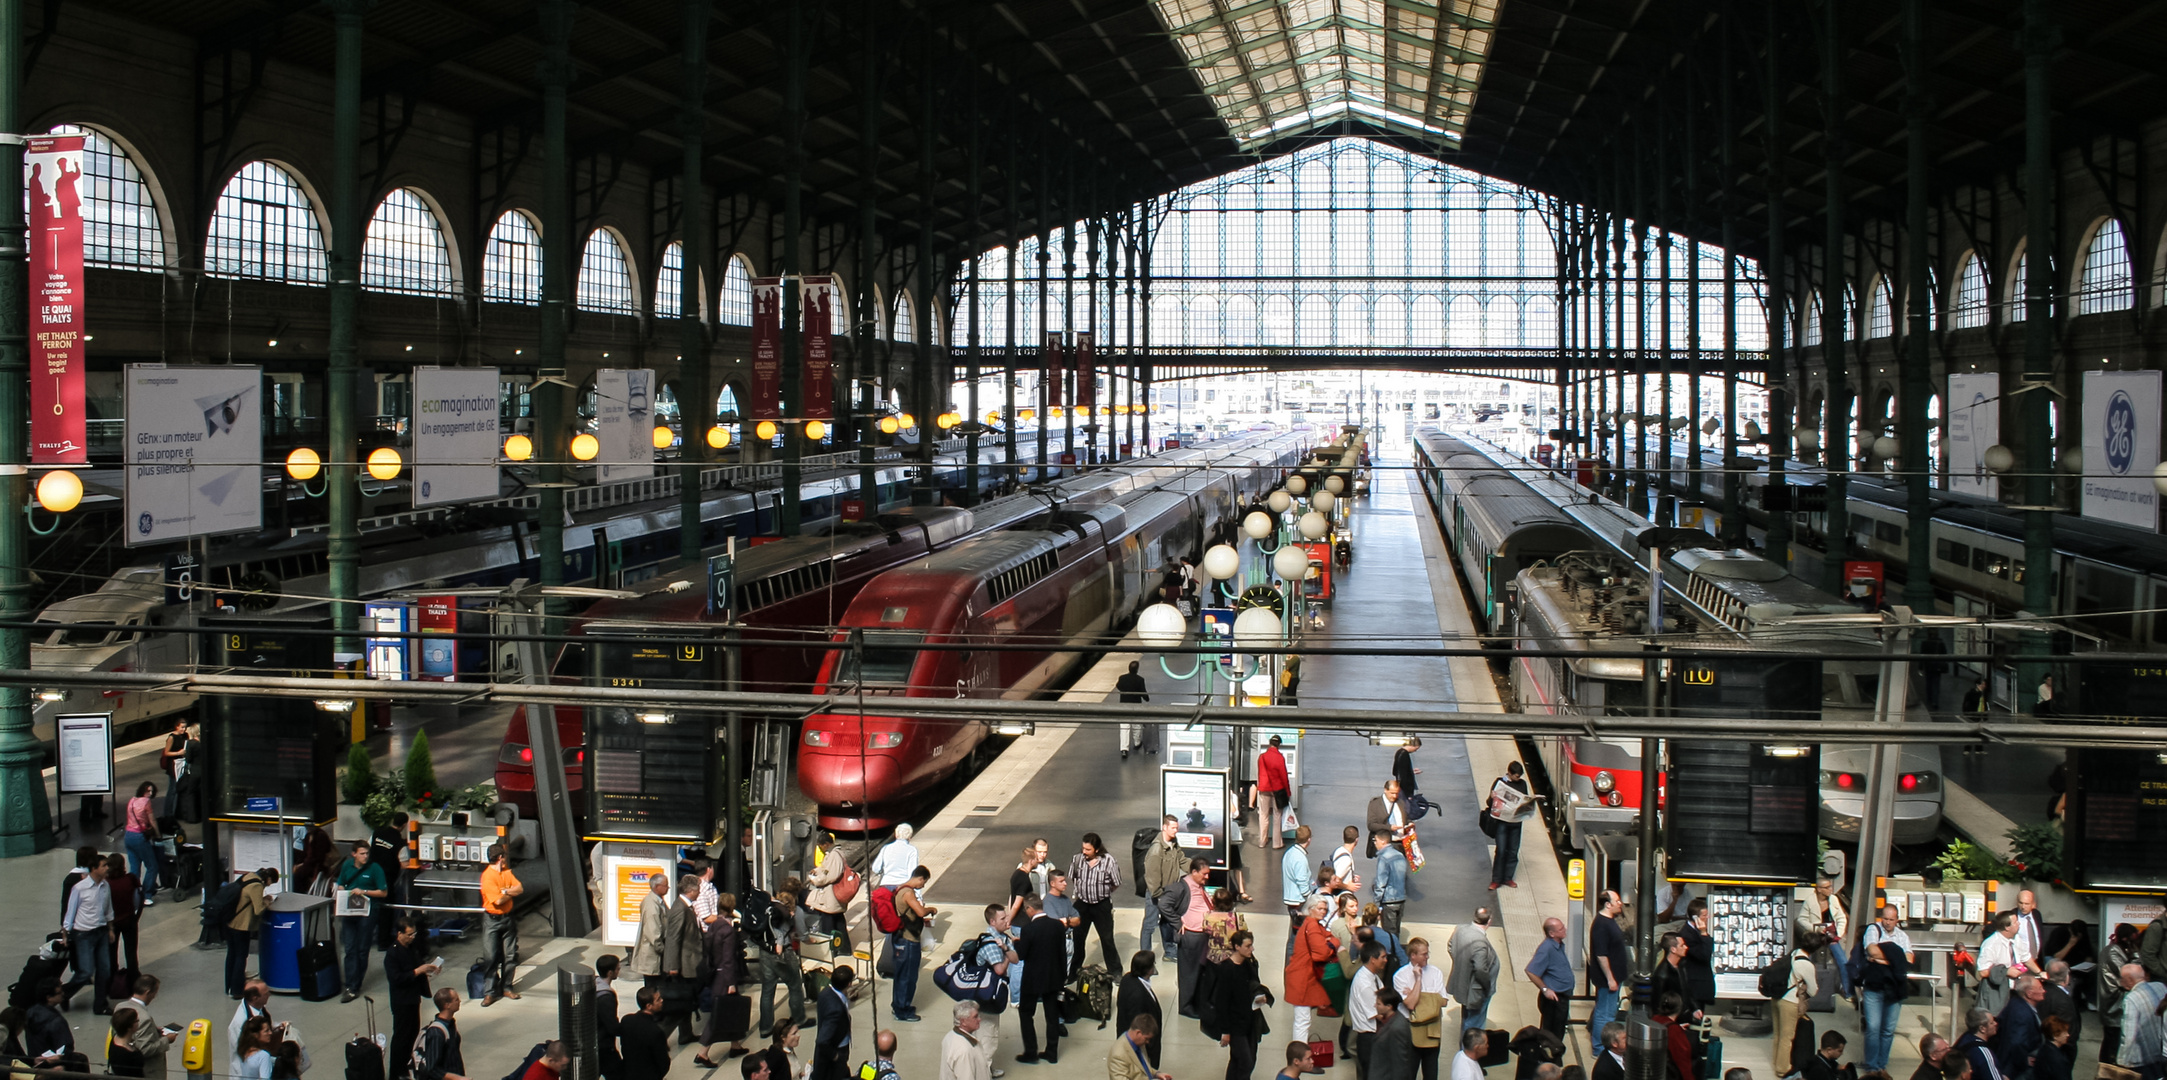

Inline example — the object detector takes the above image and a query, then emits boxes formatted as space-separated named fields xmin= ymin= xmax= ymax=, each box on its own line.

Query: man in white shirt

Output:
xmin=871 ymin=824 xmax=920 ymax=888
xmin=61 ymin=857 xmax=115 ymax=1013
xmin=226 ymin=979 xmax=305 ymax=1076
xmin=1452 ymin=1028 xmax=1488 ymax=1080
xmin=1348 ymin=943 xmax=1389 ymax=1080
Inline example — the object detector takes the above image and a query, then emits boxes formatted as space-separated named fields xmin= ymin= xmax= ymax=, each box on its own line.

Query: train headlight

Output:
xmin=1592 ymin=770 xmax=1615 ymax=795
xmin=1900 ymin=772 xmax=1938 ymax=793
xmin=867 ymin=732 xmax=904 ymax=749
xmin=801 ymin=730 xmax=833 ymax=747
xmin=1603 ymin=792 xmax=1624 ymax=807
xmin=35 ymin=690 xmax=65 ymax=703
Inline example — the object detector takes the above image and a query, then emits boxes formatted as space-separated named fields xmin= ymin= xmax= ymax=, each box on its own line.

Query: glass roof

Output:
xmin=1149 ymin=0 xmax=1499 ymax=148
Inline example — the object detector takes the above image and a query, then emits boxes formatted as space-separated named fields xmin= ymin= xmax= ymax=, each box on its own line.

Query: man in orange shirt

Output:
xmin=478 ymin=844 xmax=523 ymax=1006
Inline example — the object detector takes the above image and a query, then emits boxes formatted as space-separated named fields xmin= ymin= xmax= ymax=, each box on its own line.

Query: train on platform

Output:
xmin=28 ymin=435 xmax=1074 ymax=762
xmin=796 ymin=430 xmax=1311 ymax=830
xmin=495 ymin=431 xmax=1309 ymax=819
xmin=1412 ymin=427 xmax=1945 ymax=850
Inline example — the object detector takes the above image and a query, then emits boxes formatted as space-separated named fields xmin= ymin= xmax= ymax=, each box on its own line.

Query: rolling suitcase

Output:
xmin=299 ymin=941 xmax=342 ymax=1002
xmin=347 ymin=996 xmax=386 ymax=1080
xmin=1699 ymin=1035 xmax=1722 ymax=1080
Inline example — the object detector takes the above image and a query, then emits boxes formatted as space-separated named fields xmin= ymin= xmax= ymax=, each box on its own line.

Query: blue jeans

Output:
xmin=758 ymin=950 xmax=804 ymax=1034
xmin=340 ymin=914 xmax=377 ymax=995
xmin=1860 ymin=988 xmax=1902 ymax=1070
xmin=1588 ymin=985 xmax=1619 ymax=1038
xmin=1461 ymin=995 xmax=1491 ymax=1033
xmin=1827 ymin=941 xmax=1852 ymax=996
xmin=890 ymin=937 xmax=922 ymax=1017
xmin=124 ymin=831 xmax=160 ymax=893
xmin=68 ymin=929 xmax=113 ymax=1010
xmin=1492 ymin=821 xmax=1522 ymax=885
xmin=1140 ymin=906 xmax=1176 ymax=958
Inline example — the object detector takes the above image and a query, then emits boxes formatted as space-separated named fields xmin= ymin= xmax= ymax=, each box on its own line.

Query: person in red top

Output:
xmin=520 ymin=1041 xmax=568 ymax=1080
xmin=1252 ymin=735 xmax=1290 ymax=851
xmin=1654 ymin=991 xmax=1693 ymax=1080
xmin=477 ymin=845 xmax=523 ymax=1006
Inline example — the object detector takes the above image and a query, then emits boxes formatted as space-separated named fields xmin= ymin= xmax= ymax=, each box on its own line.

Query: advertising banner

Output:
xmin=1162 ymin=766 xmax=1230 ymax=868
xmin=27 ymin=136 xmax=86 ymax=464
xmin=56 ymin=713 xmax=112 ymax=796
xmin=597 ymin=844 xmax=677 ymax=946
xmin=2083 ymin=370 xmax=2163 ymax=530
xmin=802 ymin=275 xmax=834 ymax=420
xmin=595 ymin=368 xmax=656 ymax=483
xmin=417 ymin=596 xmax=458 ymax=682
xmin=1074 ymin=331 xmax=1096 ymax=412
xmin=124 ymin=364 xmax=262 ymax=546
xmin=750 ymin=277 xmax=783 ymax=420
xmin=1946 ymin=373 xmax=1999 ymax=497
xmin=1044 ymin=331 xmax=1065 ymax=408
xmin=412 ymin=367 xmax=500 ymax=507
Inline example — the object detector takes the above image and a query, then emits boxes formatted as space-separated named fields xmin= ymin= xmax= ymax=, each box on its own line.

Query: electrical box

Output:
xmin=1926 ymin=892 xmax=1945 ymax=920
xmin=1908 ymin=891 xmax=1927 ymax=922
xmin=1963 ymin=892 xmax=1986 ymax=923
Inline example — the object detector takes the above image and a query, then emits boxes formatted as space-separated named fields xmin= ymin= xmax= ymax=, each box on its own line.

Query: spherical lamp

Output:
xmin=1312 ymin=490 xmax=1336 ymax=514
xmin=1298 ymin=511 xmax=1328 ymax=540
xmin=1324 ymin=474 xmax=1345 ymax=495
xmin=1242 ymin=511 xmax=1275 ymax=540
xmin=1136 ymin=603 xmax=1189 ymax=649
xmin=1285 ymin=474 xmax=1308 ymax=496
xmin=1983 ymin=443 xmax=2015 ymax=474
xmin=1272 ymin=544 xmax=1310 ymax=581
xmin=2153 ymin=461 xmax=2167 ymax=496
xmin=1702 ymin=419 xmax=1720 ymax=437
xmin=880 ymin=416 xmax=900 ymax=435
xmin=705 ymin=425 xmax=731 ymax=450
xmin=284 ymin=447 xmax=322 ymax=481
xmin=755 ymin=420 xmax=779 ymax=442
xmin=569 ymin=433 xmax=600 ymax=462
xmin=35 ymin=470 xmax=82 ymax=513
xmin=1744 ymin=419 xmax=1764 ymax=442
xmin=1266 ymin=491 xmax=1292 ymax=515
xmin=504 ymin=433 xmax=534 ymax=461
xmin=1872 ymin=435 xmax=1900 ymax=461
xmin=651 ymin=425 xmax=675 ymax=450
xmin=805 ymin=420 xmax=828 ymax=441
xmin=365 ymin=446 xmax=403 ymax=480
xmin=2059 ymin=448 xmax=2085 ymax=474
xmin=1796 ymin=429 xmax=1822 ymax=454
xmin=1232 ymin=607 xmax=1283 ymax=651
xmin=899 ymin=413 xmax=916 ymax=430
xmin=1201 ymin=543 xmax=1241 ymax=582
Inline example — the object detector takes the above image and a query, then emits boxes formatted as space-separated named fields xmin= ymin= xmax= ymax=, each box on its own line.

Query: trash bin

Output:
xmin=259 ymin=892 xmax=334 ymax=994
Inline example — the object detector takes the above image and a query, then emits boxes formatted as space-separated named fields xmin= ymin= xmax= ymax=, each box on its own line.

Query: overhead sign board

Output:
xmin=1946 ymin=373 xmax=1999 ymax=497
xmin=2082 ymin=370 xmax=2162 ymax=530
xmin=595 ymin=368 xmax=656 ymax=483
xmin=124 ymin=364 xmax=262 ymax=545
xmin=412 ymin=367 xmax=501 ymax=507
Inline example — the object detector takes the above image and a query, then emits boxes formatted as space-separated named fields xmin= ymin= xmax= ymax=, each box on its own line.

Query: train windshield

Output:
xmin=834 ymin=631 xmax=923 ymax=687
xmin=40 ymin=620 xmax=111 ymax=646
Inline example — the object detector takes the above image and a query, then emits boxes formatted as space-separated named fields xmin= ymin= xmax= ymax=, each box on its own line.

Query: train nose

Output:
xmin=796 ymin=714 xmax=905 ymax=805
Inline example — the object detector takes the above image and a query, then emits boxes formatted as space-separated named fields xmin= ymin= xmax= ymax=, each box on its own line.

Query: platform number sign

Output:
xmin=706 ymin=553 xmax=734 ymax=619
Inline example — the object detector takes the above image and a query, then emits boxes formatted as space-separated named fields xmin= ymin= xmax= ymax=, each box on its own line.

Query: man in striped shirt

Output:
xmin=1066 ymin=834 xmax=1122 ymax=974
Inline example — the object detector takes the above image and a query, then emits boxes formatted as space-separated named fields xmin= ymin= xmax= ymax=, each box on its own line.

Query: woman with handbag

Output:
xmin=803 ymin=835 xmax=856 ymax=951
xmin=1282 ymin=896 xmax=1339 ymax=1054
xmin=1203 ymin=890 xmax=1249 ymax=966
xmin=122 ymin=783 xmax=161 ymax=899
xmin=694 ymin=893 xmax=752 ymax=1067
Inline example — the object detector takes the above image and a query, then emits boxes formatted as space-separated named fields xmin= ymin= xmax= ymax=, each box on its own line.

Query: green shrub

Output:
xmin=449 ymin=782 xmax=498 ymax=812
xmin=1930 ymin=838 xmax=2011 ymax=881
xmin=341 ymin=744 xmax=377 ymax=804
xmin=361 ymin=791 xmax=398 ymax=831
xmin=404 ymin=728 xmax=439 ymax=809
xmin=2004 ymin=820 xmax=2064 ymax=885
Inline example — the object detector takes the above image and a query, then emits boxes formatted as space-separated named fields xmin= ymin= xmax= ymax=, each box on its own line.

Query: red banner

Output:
xmin=27 ymin=136 xmax=87 ymax=464
xmin=1074 ymin=331 xmax=1096 ymax=412
xmin=801 ymin=276 xmax=834 ymax=420
xmin=1044 ymin=331 xmax=1065 ymax=408
xmin=749 ymin=276 xmax=783 ymax=420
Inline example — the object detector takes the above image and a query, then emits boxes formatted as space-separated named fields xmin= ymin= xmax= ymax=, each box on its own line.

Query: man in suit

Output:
xmin=1108 ymin=1016 xmax=1170 ymax=1080
xmin=1802 ymin=1031 xmax=1847 ymax=1080
xmin=1592 ymin=1023 xmax=1627 ymax=1080
xmin=1365 ymin=780 xmax=1408 ymax=846
xmin=1993 ymin=976 xmax=2045 ymax=1080
xmin=1114 ymin=955 xmax=1164 ymax=1071
xmin=2013 ymin=892 xmax=2045 ymax=972
xmin=2039 ymin=960 xmax=2080 ymax=1043
xmin=1447 ymin=910 xmax=1499 ymax=1033
xmin=1014 ymin=896 xmax=1068 ymax=1065
xmin=617 ymin=986 xmax=672 ymax=1080
xmin=811 ymin=967 xmax=855 ymax=1080
xmin=1370 ymin=989 xmax=1416 ymax=1080
xmin=1910 ymin=1034 xmax=1953 ymax=1080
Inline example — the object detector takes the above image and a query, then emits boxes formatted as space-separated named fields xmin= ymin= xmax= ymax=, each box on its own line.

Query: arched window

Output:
xmin=576 ymin=229 xmax=636 ymax=314
xmin=719 ymin=255 xmax=754 ymax=326
xmin=1951 ymin=253 xmax=1988 ymax=328
xmin=654 ymin=242 xmax=707 ymax=320
xmin=893 ymin=291 xmax=915 ymax=343
xmin=47 ymin=125 xmax=165 ymax=271
xmin=1866 ymin=278 xmax=1893 ymax=338
xmin=1802 ymin=297 xmax=1822 ymax=346
xmin=830 ymin=271 xmax=855 ymax=337
xmin=360 ymin=188 xmax=454 ymax=296
xmin=206 ymin=161 xmax=326 ymax=283
xmin=2007 ymin=246 xmax=2029 ymax=323
xmin=482 ymin=211 xmax=542 ymax=304
xmin=2076 ymin=219 xmax=2133 ymax=315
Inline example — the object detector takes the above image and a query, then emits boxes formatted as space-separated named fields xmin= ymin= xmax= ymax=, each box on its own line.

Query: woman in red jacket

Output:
xmin=1282 ymin=895 xmax=1339 ymax=1048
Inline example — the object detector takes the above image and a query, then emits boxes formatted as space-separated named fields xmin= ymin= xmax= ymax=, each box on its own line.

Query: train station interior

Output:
xmin=1 ymin=2 xmax=2164 ymax=1080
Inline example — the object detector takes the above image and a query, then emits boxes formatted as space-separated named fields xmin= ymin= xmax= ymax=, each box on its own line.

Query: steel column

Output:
xmin=1901 ymin=0 xmax=1936 ymax=611
xmin=855 ymin=0 xmax=882 ymax=516
xmin=1721 ymin=2 xmax=1744 ymax=546
xmin=1820 ymin=0 xmax=1852 ymax=596
xmin=2018 ymin=0 xmax=2057 ymax=710
xmin=1764 ymin=3 xmax=1794 ymax=567
xmin=326 ymin=0 xmax=365 ymax=668
xmin=678 ymin=0 xmax=710 ymax=564
xmin=537 ymin=0 xmax=571 ymax=610
xmin=778 ymin=0 xmax=805 ymax=535
xmin=913 ymin=26 xmax=936 ymax=502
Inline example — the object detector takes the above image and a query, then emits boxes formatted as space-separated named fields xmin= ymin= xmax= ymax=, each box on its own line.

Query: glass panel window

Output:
xmin=2077 ymin=220 xmax=2133 ymax=315
xmin=46 ymin=125 xmax=165 ymax=271
xmin=206 ymin=161 xmax=327 ymax=284
xmin=893 ymin=291 xmax=915 ymax=343
xmin=1867 ymin=279 xmax=1893 ymax=338
xmin=1951 ymin=254 xmax=1987 ymax=329
xmin=720 ymin=255 xmax=754 ymax=325
xmin=576 ymin=229 xmax=636 ymax=314
xmin=482 ymin=211 xmax=542 ymax=304
xmin=654 ymin=242 xmax=703 ymax=320
xmin=360 ymin=188 xmax=454 ymax=296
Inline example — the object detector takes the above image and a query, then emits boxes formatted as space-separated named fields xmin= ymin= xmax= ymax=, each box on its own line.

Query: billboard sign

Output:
xmin=595 ymin=368 xmax=656 ymax=483
xmin=2082 ymin=370 xmax=2162 ymax=530
xmin=27 ymin=135 xmax=86 ymax=464
xmin=412 ymin=367 xmax=500 ymax=507
xmin=124 ymin=364 xmax=262 ymax=545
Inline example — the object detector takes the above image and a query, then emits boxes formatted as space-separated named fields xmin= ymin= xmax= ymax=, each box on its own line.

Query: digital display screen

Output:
xmin=1670 ymin=659 xmax=1822 ymax=723
xmin=207 ymin=616 xmax=339 ymax=823
xmin=2070 ymin=749 xmax=2167 ymax=891
xmin=2077 ymin=663 xmax=2167 ymax=723
xmin=1665 ymin=740 xmax=1818 ymax=884
xmin=586 ymin=635 xmax=722 ymax=841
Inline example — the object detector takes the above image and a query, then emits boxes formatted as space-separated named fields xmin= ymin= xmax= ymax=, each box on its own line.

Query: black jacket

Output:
xmin=1018 ymin=915 xmax=1068 ymax=996
xmin=2033 ymin=1040 xmax=2073 ymax=1080
xmin=1654 ymin=960 xmax=1694 ymax=1018
xmin=1860 ymin=939 xmax=1913 ymax=998
xmin=815 ymin=984 xmax=853 ymax=1050
xmin=1680 ymin=925 xmax=1718 ymax=1005
xmin=2040 ymin=983 xmax=2080 ymax=1042
xmin=1117 ymin=976 xmax=1164 ymax=1067
xmin=595 ymin=986 xmax=623 ymax=1080
xmin=25 ymin=1003 xmax=71 ymax=1060
xmin=1593 ymin=1051 xmax=1626 ymax=1080
xmin=385 ymin=944 xmax=432 ymax=1006
xmin=618 ymin=1011 xmax=672 ymax=1080
xmin=1801 ymin=1052 xmax=1844 ymax=1080
xmin=1201 ymin=958 xmax=1273 ymax=1043
xmin=1115 ymin=674 xmax=1149 ymax=704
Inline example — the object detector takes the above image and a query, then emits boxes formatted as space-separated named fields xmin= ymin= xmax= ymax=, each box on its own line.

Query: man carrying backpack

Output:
xmin=950 ymin=905 xmax=1016 ymax=1078
xmin=221 ymin=868 xmax=279 ymax=1000
xmin=1765 ymin=931 xmax=1821 ymax=1078
xmin=411 ymin=988 xmax=468 ymax=1080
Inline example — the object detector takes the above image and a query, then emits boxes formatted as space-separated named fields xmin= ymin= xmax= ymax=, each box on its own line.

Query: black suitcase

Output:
xmin=299 ymin=941 xmax=342 ymax=1002
xmin=347 ymin=995 xmax=385 ymax=1080
xmin=713 ymin=993 xmax=753 ymax=1042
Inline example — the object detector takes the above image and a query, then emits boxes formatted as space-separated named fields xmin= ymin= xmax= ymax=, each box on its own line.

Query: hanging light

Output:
xmin=1136 ymin=603 xmax=1189 ymax=649
xmin=34 ymin=470 xmax=82 ymax=513
xmin=570 ymin=433 xmax=600 ymax=461
xmin=880 ymin=416 xmax=900 ymax=435
xmin=755 ymin=420 xmax=779 ymax=442
xmin=1298 ymin=511 xmax=1328 ymax=539
xmin=706 ymin=425 xmax=731 ymax=450
xmin=1323 ymin=474 xmax=1345 ymax=494
xmin=805 ymin=420 xmax=828 ymax=441
xmin=365 ymin=447 xmax=403 ymax=480
xmin=1313 ymin=490 xmax=1336 ymax=514
xmin=2059 ymin=448 xmax=2085 ymax=474
xmin=1872 ymin=435 xmax=1900 ymax=460
xmin=1201 ymin=543 xmax=1241 ymax=581
xmin=1242 ymin=511 xmax=1275 ymax=540
xmin=1285 ymin=474 xmax=1308 ymax=495
xmin=284 ymin=447 xmax=322 ymax=480
xmin=899 ymin=413 xmax=916 ymax=429
xmin=1267 ymin=491 xmax=1292 ymax=514
xmin=1983 ymin=444 xmax=2015 ymax=473
xmin=503 ymin=433 xmax=534 ymax=461
xmin=651 ymin=425 xmax=675 ymax=450
xmin=985 ymin=410 xmax=1003 ymax=425
xmin=938 ymin=412 xmax=961 ymax=430
xmin=1272 ymin=544 xmax=1310 ymax=581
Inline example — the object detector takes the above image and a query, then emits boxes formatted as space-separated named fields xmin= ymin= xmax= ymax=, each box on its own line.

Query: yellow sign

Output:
xmin=1567 ymin=858 xmax=1586 ymax=900
xmin=604 ymin=855 xmax=674 ymax=946
xmin=1683 ymin=667 xmax=1715 ymax=685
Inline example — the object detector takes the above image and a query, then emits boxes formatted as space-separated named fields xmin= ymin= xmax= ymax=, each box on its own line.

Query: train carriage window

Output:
xmin=1874 ymin=521 xmax=1902 ymax=545
xmin=1937 ymin=539 xmax=1969 ymax=567
xmin=2074 ymin=563 xmax=2136 ymax=641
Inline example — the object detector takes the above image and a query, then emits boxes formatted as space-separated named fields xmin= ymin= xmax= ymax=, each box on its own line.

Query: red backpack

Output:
xmin=869 ymin=885 xmax=902 ymax=933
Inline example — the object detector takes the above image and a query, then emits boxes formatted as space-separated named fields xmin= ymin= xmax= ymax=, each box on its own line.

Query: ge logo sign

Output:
xmin=137 ymin=511 xmax=153 ymax=535
xmin=2106 ymin=389 xmax=2137 ymax=476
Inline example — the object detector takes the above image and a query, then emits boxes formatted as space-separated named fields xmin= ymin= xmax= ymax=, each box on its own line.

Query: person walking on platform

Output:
xmin=811 ymin=968 xmax=856 ymax=1080
xmin=1447 ymin=912 xmax=1498 ymax=1034
xmin=1203 ymin=930 xmax=1273 ymax=1080
xmin=1391 ymin=739 xmax=1432 ymax=821
xmin=385 ymin=916 xmax=438 ymax=1080
xmin=1143 ymin=817 xmax=1185 ymax=964
xmin=1282 ymin=826 xmax=1315 ymax=956
xmin=1370 ymin=832 xmax=1407 ymax=939
xmin=1068 ymin=833 xmax=1123 ymax=975
xmin=617 ymin=987 xmax=671 ymax=1080
xmin=1525 ymin=918 xmax=1573 ymax=1040
xmin=1487 ymin=763 xmax=1532 ymax=890
xmin=1587 ymin=891 xmax=1628 ymax=1039
xmin=872 ymin=825 xmax=920 ymax=889
xmin=1285 ymin=896 xmax=1339 ymax=1049
xmin=478 ymin=845 xmax=524 ymax=1004
xmin=61 ymin=853 xmax=115 ymax=1014
xmin=1014 ymin=896 xmax=1066 ymax=1066
xmin=1117 ymin=663 xmax=1157 ymax=757
xmin=1254 ymin=736 xmax=1290 ymax=850
xmin=1366 ymin=782 xmax=1410 ymax=850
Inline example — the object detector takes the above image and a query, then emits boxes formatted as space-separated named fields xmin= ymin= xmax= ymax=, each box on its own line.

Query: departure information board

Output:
xmin=206 ymin=613 xmax=339 ymax=823
xmin=586 ymin=634 xmax=723 ymax=841
xmin=2070 ymin=748 xmax=2167 ymax=892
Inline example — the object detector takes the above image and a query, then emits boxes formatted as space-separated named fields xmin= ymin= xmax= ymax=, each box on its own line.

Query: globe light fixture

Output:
xmin=34 ymin=470 xmax=82 ymax=513
xmin=504 ymin=433 xmax=534 ymax=461
xmin=1201 ymin=543 xmax=1241 ymax=581
xmin=1232 ymin=607 xmax=1283 ymax=651
xmin=2059 ymin=448 xmax=2085 ymax=474
xmin=1267 ymin=491 xmax=1292 ymax=514
xmin=1872 ymin=436 xmax=1900 ymax=460
xmin=366 ymin=447 xmax=403 ymax=480
xmin=2153 ymin=461 xmax=2167 ymax=496
xmin=1983 ymin=444 xmax=2015 ymax=473
xmin=755 ymin=420 xmax=779 ymax=442
xmin=880 ymin=416 xmax=900 ymax=435
xmin=899 ymin=413 xmax=916 ymax=429
xmin=1323 ymin=474 xmax=1345 ymax=495
xmin=1272 ymin=544 xmax=1310 ymax=581
xmin=1242 ymin=511 xmax=1274 ymax=540
xmin=1312 ymin=490 xmax=1336 ymax=514
xmin=1285 ymin=474 xmax=1308 ymax=495
xmin=705 ymin=426 xmax=731 ymax=450
xmin=570 ymin=433 xmax=600 ymax=461
xmin=285 ymin=447 xmax=322 ymax=480
xmin=1298 ymin=511 xmax=1328 ymax=540
xmin=652 ymin=425 xmax=675 ymax=450
xmin=805 ymin=420 xmax=828 ymax=441
xmin=1796 ymin=430 xmax=1822 ymax=454
xmin=1136 ymin=603 xmax=1188 ymax=649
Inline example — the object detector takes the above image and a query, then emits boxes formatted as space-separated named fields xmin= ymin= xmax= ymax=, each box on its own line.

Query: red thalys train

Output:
xmin=798 ymin=432 xmax=1307 ymax=830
